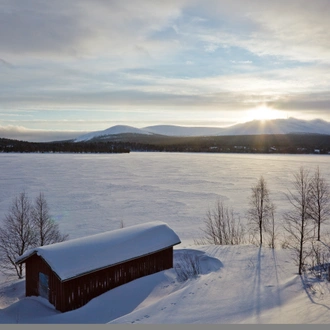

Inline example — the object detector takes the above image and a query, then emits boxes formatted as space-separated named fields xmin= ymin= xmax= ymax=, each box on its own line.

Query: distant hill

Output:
xmin=223 ymin=118 xmax=330 ymax=136
xmin=75 ymin=125 xmax=152 ymax=142
xmin=142 ymin=125 xmax=225 ymax=137
xmin=74 ymin=118 xmax=330 ymax=142
xmin=2 ymin=117 xmax=330 ymax=154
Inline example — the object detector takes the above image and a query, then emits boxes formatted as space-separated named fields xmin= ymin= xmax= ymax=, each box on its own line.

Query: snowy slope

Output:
xmin=74 ymin=118 xmax=330 ymax=141
xmin=143 ymin=125 xmax=225 ymax=137
xmin=223 ymin=118 xmax=330 ymax=136
xmin=1 ymin=245 xmax=330 ymax=324
xmin=75 ymin=125 xmax=152 ymax=142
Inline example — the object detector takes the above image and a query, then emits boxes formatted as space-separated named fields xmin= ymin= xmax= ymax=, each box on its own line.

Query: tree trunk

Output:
xmin=299 ymin=216 xmax=304 ymax=275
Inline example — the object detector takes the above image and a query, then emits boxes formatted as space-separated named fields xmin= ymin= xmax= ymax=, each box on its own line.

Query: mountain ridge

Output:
xmin=75 ymin=118 xmax=330 ymax=142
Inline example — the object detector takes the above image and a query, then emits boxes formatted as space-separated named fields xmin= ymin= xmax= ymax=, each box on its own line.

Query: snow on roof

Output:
xmin=16 ymin=221 xmax=181 ymax=281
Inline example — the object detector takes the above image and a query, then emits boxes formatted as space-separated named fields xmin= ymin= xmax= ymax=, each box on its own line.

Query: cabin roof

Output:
xmin=16 ymin=221 xmax=181 ymax=281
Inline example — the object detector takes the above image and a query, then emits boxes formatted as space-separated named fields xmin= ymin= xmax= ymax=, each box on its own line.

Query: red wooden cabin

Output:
xmin=16 ymin=221 xmax=181 ymax=312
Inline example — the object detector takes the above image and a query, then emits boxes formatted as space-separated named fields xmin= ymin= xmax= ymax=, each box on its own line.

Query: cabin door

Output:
xmin=38 ymin=272 xmax=49 ymax=300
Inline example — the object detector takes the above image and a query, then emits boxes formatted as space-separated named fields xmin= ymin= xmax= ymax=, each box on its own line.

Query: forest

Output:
xmin=0 ymin=138 xmax=130 ymax=154
xmin=1 ymin=133 xmax=330 ymax=154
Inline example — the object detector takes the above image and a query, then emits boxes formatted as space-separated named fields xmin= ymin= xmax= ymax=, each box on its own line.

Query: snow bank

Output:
xmin=3 ymin=245 xmax=330 ymax=324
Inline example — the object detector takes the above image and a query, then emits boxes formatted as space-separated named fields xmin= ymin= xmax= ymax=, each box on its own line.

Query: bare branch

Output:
xmin=31 ymin=192 xmax=68 ymax=246
xmin=283 ymin=167 xmax=314 ymax=275
xmin=0 ymin=191 xmax=69 ymax=279
xmin=0 ymin=192 xmax=35 ymax=278
xmin=247 ymin=176 xmax=273 ymax=247
xmin=201 ymin=199 xmax=245 ymax=245
xmin=308 ymin=166 xmax=330 ymax=241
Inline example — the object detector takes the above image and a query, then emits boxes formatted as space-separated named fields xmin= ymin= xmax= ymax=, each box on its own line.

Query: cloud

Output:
xmin=0 ymin=125 xmax=84 ymax=142
xmin=0 ymin=0 xmax=186 ymax=59
xmin=0 ymin=58 xmax=13 ymax=68
xmin=1 ymin=0 xmax=330 ymax=130
xmin=231 ymin=60 xmax=252 ymax=64
xmin=188 ymin=0 xmax=330 ymax=63
xmin=248 ymin=0 xmax=330 ymax=63
xmin=0 ymin=1 xmax=87 ymax=57
xmin=2 ymin=0 xmax=330 ymax=63
xmin=268 ymin=92 xmax=330 ymax=112
xmin=1 ymin=64 xmax=329 ymax=113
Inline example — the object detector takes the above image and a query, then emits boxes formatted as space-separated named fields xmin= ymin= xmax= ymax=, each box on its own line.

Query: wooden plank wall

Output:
xmin=25 ymin=247 xmax=173 ymax=312
xmin=61 ymin=247 xmax=173 ymax=312
xmin=25 ymin=254 xmax=63 ymax=310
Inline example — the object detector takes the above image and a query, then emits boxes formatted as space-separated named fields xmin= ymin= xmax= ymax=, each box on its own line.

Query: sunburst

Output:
xmin=248 ymin=106 xmax=284 ymax=121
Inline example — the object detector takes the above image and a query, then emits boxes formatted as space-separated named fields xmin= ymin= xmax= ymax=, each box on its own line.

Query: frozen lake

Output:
xmin=1 ymin=152 xmax=330 ymax=243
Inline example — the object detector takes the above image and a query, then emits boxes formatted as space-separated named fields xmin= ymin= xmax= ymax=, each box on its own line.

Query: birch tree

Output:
xmin=308 ymin=166 xmax=330 ymax=241
xmin=284 ymin=167 xmax=315 ymax=275
xmin=0 ymin=192 xmax=36 ymax=278
xmin=0 ymin=191 xmax=68 ymax=278
xmin=31 ymin=192 xmax=68 ymax=246
xmin=268 ymin=203 xmax=277 ymax=249
xmin=247 ymin=176 xmax=272 ymax=247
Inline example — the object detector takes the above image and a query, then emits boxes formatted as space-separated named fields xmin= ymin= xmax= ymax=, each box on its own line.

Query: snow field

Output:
xmin=1 ymin=153 xmax=330 ymax=323
xmin=1 ymin=245 xmax=330 ymax=323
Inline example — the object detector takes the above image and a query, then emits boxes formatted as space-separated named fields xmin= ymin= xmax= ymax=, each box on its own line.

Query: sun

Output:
xmin=247 ymin=105 xmax=284 ymax=122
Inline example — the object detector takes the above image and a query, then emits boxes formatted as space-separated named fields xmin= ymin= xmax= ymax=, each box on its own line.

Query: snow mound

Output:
xmin=174 ymin=249 xmax=223 ymax=275
xmin=2 ymin=297 xmax=59 ymax=324
xmin=0 ymin=280 xmax=25 ymax=308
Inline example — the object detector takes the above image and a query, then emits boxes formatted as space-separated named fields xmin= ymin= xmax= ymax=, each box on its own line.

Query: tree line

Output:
xmin=198 ymin=166 xmax=330 ymax=276
xmin=2 ymin=133 xmax=330 ymax=154
xmin=0 ymin=138 xmax=130 ymax=153
xmin=107 ymin=133 xmax=330 ymax=154
xmin=0 ymin=192 xmax=68 ymax=278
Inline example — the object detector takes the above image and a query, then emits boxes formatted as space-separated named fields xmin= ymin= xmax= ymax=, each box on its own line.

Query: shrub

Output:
xmin=174 ymin=251 xmax=201 ymax=282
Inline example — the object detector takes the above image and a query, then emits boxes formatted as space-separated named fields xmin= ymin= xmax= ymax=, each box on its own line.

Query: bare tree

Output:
xmin=31 ymin=192 xmax=68 ymax=246
xmin=267 ymin=203 xmax=277 ymax=249
xmin=200 ymin=199 xmax=245 ymax=245
xmin=309 ymin=240 xmax=330 ymax=280
xmin=119 ymin=219 xmax=125 ymax=229
xmin=247 ymin=176 xmax=272 ymax=247
xmin=283 ymin=167 xmax=315 ymax=275
xmin=0 ymin=191 xmax=68 ymax=278
xmin=308 ymin=166 xmax=330 ymax=241
xmin=0 ymin=192 xmax=36 ymax=278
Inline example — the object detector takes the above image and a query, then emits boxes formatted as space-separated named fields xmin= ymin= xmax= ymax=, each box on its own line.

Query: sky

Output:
xmin=1 ymin=0 xmax=330 ymax=141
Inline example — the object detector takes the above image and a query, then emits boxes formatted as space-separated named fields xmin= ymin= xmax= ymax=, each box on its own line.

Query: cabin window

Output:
xmin=38 ymin=272 xmax=49 ymax=300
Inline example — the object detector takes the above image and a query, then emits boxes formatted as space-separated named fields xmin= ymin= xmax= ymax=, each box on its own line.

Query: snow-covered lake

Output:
xmin=1 ymin=152 xmax=329 ymax=243
xmin=2 ymin=152 xmax=330 ymax=324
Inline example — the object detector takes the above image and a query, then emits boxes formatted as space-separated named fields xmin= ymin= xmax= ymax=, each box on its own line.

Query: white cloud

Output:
xmin=217 ymin=0 xmax=330 ymax=63
xmin=0 ymin=125 xmax=85 ymax=142
xmin=1 ymin=0 xmax=330 ymax=129
xmin=204 ymin=43 xmax=219 ymax=53
xmin=2 ymin=0 xmax=329 ymax=63
xmin=0 ymin=0 xmax=186 ymax=60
